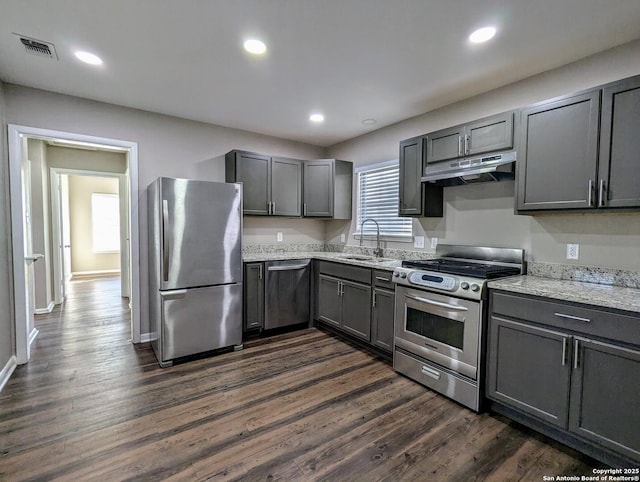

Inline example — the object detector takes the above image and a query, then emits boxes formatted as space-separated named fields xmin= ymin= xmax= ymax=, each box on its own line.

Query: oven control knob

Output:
xmin=470 ymin=283 xmax=480 ymax=292
xmin=393 ymin=271 xmax=399 ymax=277
xmin=400 ymin=272 xmax=407 ymax=279
xmin=460 ymin=281 xmax=469 ymax=290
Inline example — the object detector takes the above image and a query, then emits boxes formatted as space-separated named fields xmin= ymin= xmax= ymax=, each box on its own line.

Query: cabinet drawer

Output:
xmin=318 ymin=261 xmax=371 ymax=284
xmin=491 ymin=291 xmax=640 ymax=345
xmin=373 ymin=270 xmax=395 ymax=290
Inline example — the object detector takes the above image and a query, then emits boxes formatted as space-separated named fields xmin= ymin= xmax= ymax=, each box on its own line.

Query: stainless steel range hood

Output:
xmin=422 ymin=151 xmax=517 ymax=187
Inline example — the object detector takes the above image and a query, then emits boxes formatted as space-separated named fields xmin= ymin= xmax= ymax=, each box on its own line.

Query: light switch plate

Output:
xmin=277 ymin=232 xmax=283 ymax=242
xmin=413 ymin=236 xmax=425 ymax=249
xmin=431 ymin=237 xmax=438 ymax=250
xmin=566 ymin=243 xmax=579 ymax=260
xmin=340 ymin=233 xmax=346 ymax=243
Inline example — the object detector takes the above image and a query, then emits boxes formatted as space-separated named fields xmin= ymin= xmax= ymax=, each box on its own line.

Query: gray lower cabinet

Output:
xmin=243 ymin=262 xmax=264 ymax=330
xmin=317 ymin=273 xmax=371 ymax=342
xmin=371 ymin=287 xmax=394 ymax=352
xmin=487 ymin=290 xmax=640 ymax=465
xmin=398 ymin=136 xmax=443 ymax=217
xmin=226 ymin=150 xmax=302 ymax=217
xmin=302 ymin=159 xmax=353 ymax=219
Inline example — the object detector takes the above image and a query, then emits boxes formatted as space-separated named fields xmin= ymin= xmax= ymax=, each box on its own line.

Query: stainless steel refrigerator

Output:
xmin=147 ymin=177 xmax=243 ymax=367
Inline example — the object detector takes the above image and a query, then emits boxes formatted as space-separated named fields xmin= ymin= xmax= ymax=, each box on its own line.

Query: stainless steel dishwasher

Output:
xmin=264 ymin=259 xmax=311 ymax=329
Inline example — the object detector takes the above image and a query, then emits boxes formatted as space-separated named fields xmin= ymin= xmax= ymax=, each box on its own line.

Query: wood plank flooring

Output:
xmin=0 ymin=275 xmax=602 ymax=481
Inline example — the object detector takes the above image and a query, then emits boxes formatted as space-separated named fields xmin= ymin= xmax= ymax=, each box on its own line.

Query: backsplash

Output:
xmin=242 ymin=243 xmax=326 ymax=255
xmin=528 ymin=262 xmax=640 ymax=289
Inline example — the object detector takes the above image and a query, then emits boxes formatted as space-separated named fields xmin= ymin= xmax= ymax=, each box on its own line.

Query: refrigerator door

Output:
xmin=159 ymin=178 xmax=242 ymax=290
xmin=160 ymin=284 xmax=242 ymax=362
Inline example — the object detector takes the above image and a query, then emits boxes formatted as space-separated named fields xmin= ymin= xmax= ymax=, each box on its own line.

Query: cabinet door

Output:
xmin=399 ymin=136 xmax=424 ymax=216
xmin=599 ymin=76 xmax=640 ymax=208
xmin=371 ymin=288 xmax=394 ymax=352
xmin=317 ymin=275 xmax=341 ymax=327
xmin=271 ymin=157 xmax=302 ymax=216
xmin=486 ymin=316 xmax=571 ymax=428
xmin=465 ymin=111 xmax=514 ymax=157
xmin=341 ymin=280 xmax=372 ymax=342
xmin=237 ymin=152 xmax=271 ymax=215
xmin=303 ymin=160 xmax=334 ymax=217
xmin=426 ymin=126 xmax=464 ymax=163
xmin=517 ymin=90 xmax=600 ymax=211
xmin=568 ymin=338 xmax=640 ymax=461
xmin=244 ymin=263 xmax=264 ymax=330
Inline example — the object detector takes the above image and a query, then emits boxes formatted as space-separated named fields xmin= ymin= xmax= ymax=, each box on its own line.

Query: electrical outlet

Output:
xmin=431 ymin=237 xmax=438 ymax=250
xmin=340 ymin=233 xmax=346 ymax=243
xmin=277 ymin=232 xmax=283 ymax=242
xmin=566 ymin=243 xmax=579 ymax=260
xmin=413 ymin=236 xmax=425 ymax=249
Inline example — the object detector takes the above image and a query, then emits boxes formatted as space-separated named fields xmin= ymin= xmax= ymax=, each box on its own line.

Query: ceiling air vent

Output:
xmin=16 ymin=34 xmax=58 ymax=60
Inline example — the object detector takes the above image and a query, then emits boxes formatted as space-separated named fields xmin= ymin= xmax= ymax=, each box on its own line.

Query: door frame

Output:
xmin=50 ymin=169 xmax=129 ymax=304
xmin=8 ymin=124 xmax=140 ymax=364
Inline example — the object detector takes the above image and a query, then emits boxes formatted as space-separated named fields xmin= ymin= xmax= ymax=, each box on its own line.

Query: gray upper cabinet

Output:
xmin=599 ymin=76 xmax=640 ymax=208
xmin=399 ymin=136 xmax=443 ymax=217
xmin=272 ymin=157 xmax=302 ymax=216
xmin=425 ymin=111 xmax=514 ymax=164
xmin=517 ymin=90 xmax=601 ymax=211
xmin=302 ymin=159 xmax=353 ymax=219
xmin=226 ymin=150 xmax=302 ymax=217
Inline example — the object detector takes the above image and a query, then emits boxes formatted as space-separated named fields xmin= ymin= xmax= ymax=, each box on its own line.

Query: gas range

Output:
xmin=392 ymin=256 xmax=523 ymax=300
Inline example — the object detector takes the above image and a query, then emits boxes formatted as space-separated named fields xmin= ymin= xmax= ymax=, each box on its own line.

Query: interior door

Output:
xmin=160 ymin=178 xmax=242 ymax=290
xmin=60 ymin=174 xmax=72 ymax=297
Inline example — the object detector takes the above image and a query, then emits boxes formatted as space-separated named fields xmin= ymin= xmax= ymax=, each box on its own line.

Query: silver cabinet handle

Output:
xmin=258 ymin=264 xmax=263 ymax=280
xmin=373 ymin=292 xmax=377 ymax=308
xmin=587 ymin=180 xmax=594 ymax=207
xmin=598 ymin=179 xmax=606 ymax=207
xmin=405 ymin=294 xmax=468 ymax=311
xmin=574 ymin=339 xmax=580 ymax=369
xmin=337 ymin=280 xmax=341 ymax=296
xmin=375 ymin=276 xmax=390 ymax=282
xmin=554 ymin=312 xmax=590 ymax=323
xmin=303 ymin=203 xmax=307 ymax=216
xmin=267 ymin=264 xmax=309 ymax=271
xmin=421 ymin=365 xmax=441 ymax=380
xmin=458 ymin=135 xmax=463 ymax=156
xmin=561 ymin=337 xmax=568 ymax=366
xmin=272 ymin=201 xmax=276 ymax=214
xmin=162 ymin=199 xmax=170 ymax=282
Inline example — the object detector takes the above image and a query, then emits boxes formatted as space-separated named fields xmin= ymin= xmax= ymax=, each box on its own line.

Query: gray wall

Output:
xmin=0 ymin=81 xmax=15 ymax=371
xmin=327 ymin=39 xmax=640 ymax=270
xmin=3 ymin=85 xmax=327 ymax=335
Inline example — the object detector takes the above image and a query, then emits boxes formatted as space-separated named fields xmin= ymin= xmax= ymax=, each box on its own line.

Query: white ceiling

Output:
xmin=1 ymin=1 xmax=640 ymax=147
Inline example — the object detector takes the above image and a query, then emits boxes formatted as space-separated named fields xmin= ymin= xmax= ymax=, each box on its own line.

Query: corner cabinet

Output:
xmin=398 ymin=136 xmax=443 ymax=217
xmin=226 ymin=150 xmax=302 ymax=216
xmin=302 ymin=159 xmax=352 ymax=219
xmin=486 ymin=290 xmax=640 ymax=466
xmin=517 ymin=74 xmax=640 ymax=213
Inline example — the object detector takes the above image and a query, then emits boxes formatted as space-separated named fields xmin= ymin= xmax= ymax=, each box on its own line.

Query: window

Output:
xmin=356 ymin=161 xmax=412 ymax=239
xmin=91 ymin=193 xmax=120 ymax=253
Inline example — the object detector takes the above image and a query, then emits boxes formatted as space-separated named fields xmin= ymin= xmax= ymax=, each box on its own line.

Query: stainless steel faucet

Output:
xmin=360 ymin=218 xmax=382 ymax=257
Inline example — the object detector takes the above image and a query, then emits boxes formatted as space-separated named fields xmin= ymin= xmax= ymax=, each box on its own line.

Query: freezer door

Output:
xmin=160 ymin=284 xmax=242 ymax=361
xmin=160 ymin=178 xmax=242 ymax=290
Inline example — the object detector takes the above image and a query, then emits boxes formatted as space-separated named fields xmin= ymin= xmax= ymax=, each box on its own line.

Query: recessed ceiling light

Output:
xmin=309 ymin=113 xmax=324 ymax=123
xmin=74 ymin=50 xmax=103 ymax=65
xmin=362 ymin=119 xmax=377 ymax=125
xmin=469 ymin=26 xmax=497 ymax=44
xmin=243 ymin=38 xmax=267 ymax=55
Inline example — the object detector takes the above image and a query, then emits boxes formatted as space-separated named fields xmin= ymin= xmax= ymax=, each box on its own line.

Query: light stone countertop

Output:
xmin=242 ymin=251 xmax=402 ymax=272
xmin=488 ymin=275 xmax=640 ymax=315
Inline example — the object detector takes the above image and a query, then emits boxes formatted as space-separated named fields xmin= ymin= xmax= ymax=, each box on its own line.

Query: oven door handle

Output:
xmin=405 ymin=294 xmax=469 ymax=312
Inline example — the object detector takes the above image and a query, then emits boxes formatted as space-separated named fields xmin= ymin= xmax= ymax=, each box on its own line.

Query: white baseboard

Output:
xmin=72 ymin=269 xmax=121 ymax=278
xmin=28 ymin=328 xmax=39 ymax=347
xmin=35 ymin=301 xmax=55 ymax=315
xmin=139 ymin=332 xmax=153 ymax=343
xmin=0 ymin=356 xmax=17 ymax=392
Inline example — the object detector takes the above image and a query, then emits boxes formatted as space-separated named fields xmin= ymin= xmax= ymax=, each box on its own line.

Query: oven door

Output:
xmin=395 ymin=285 xmax=481 ymax=379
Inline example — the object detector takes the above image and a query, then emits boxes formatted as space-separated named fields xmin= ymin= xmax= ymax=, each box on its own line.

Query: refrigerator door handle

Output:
xmin=160 ymin=289 xmax=187 ymax=299
xmin=162 ymin=199 xmax=170 ymax=282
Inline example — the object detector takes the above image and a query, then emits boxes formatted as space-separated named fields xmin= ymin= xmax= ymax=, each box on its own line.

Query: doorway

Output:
xmin=8 ymin=125 xmax=140 ymax=365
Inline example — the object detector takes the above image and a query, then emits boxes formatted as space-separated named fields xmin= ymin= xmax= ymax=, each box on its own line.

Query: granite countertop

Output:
xmin=488 ymin=275 xmax=640 ymax=314
xmin=242 ymin=251 xmax=402 ymax=271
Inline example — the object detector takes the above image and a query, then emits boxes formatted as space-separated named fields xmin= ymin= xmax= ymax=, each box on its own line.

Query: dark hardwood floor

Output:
xmin=0 ymin=275 xmax=601 ymax=481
